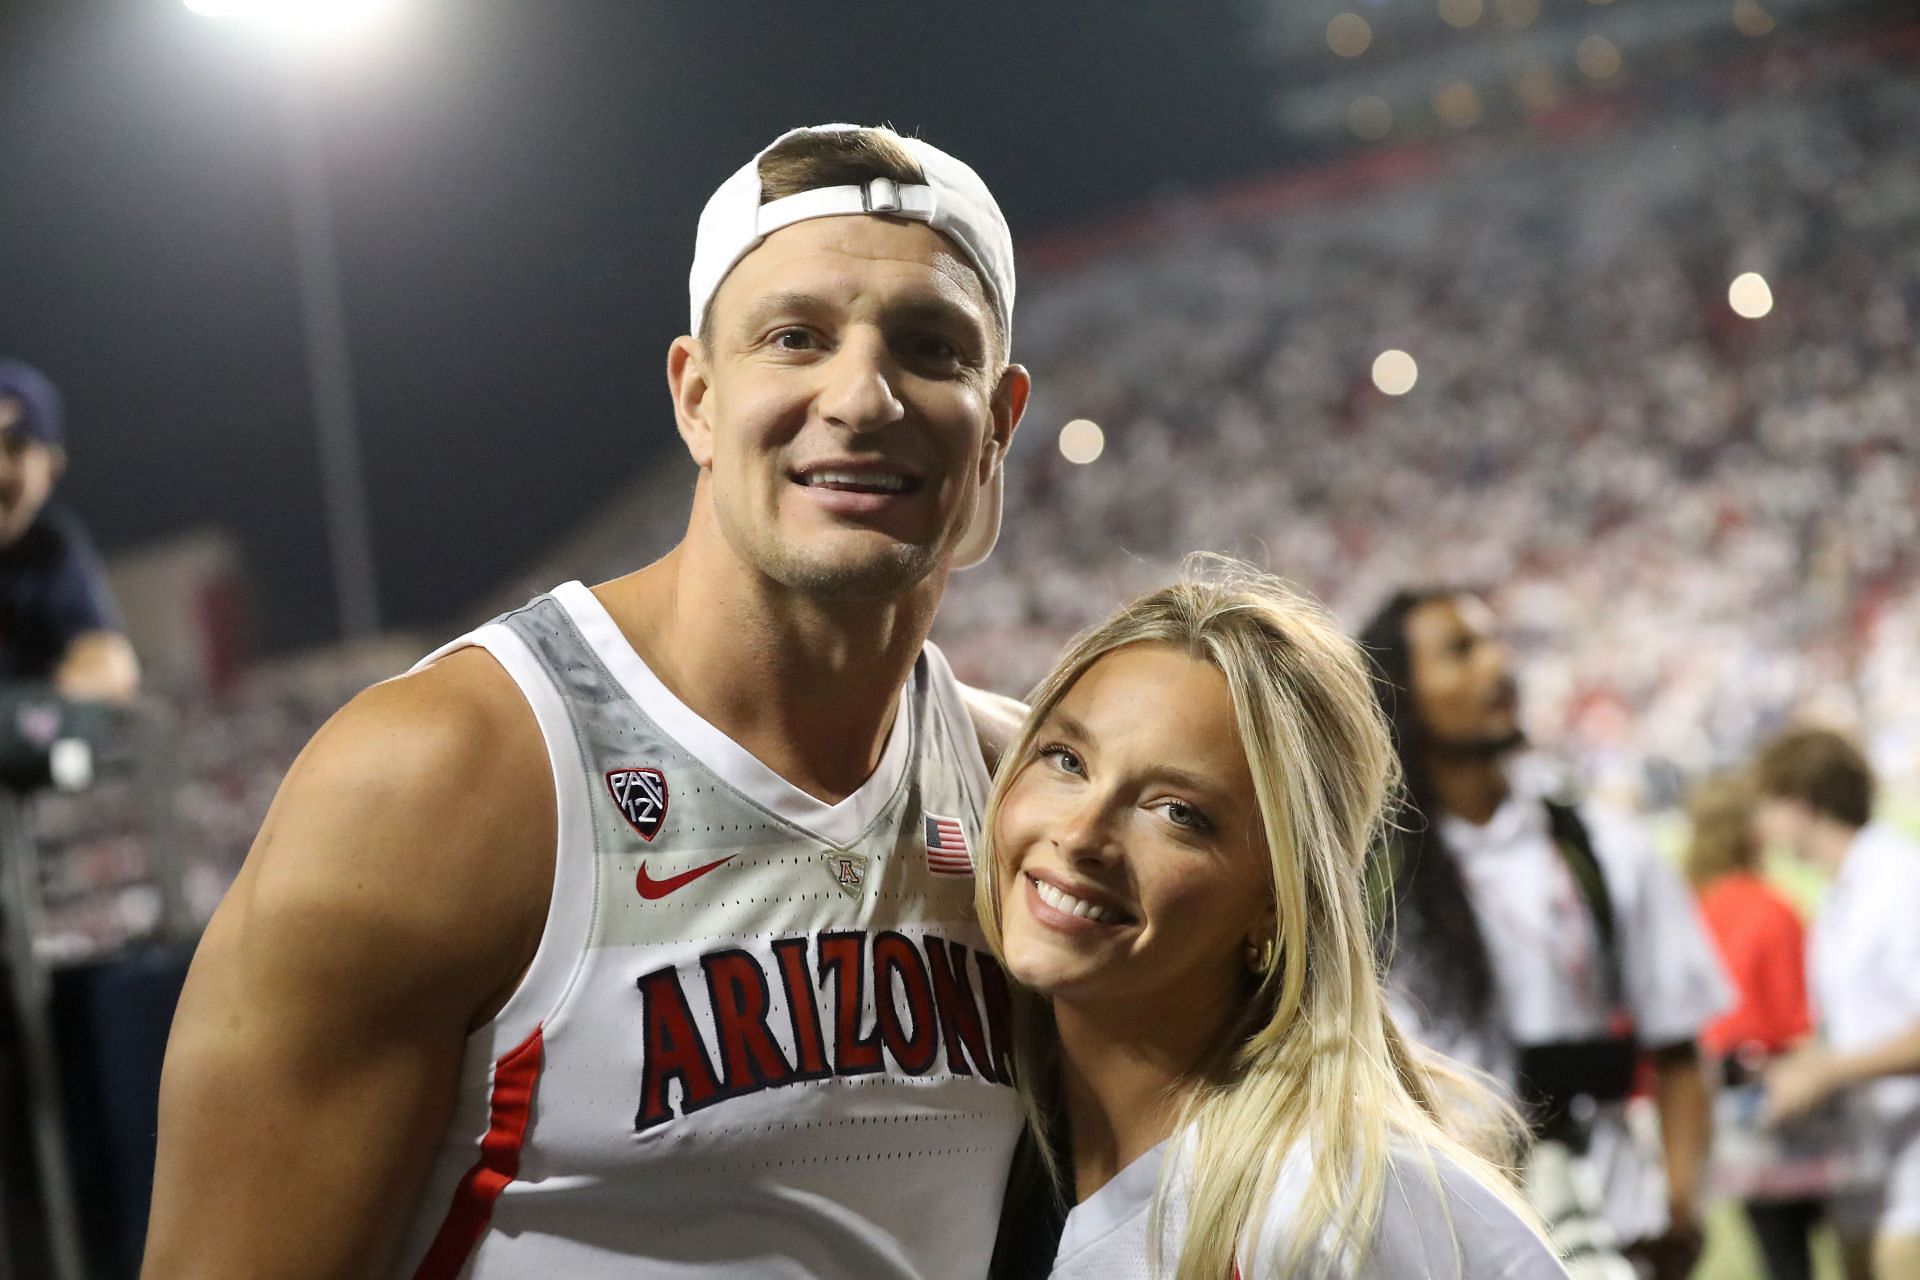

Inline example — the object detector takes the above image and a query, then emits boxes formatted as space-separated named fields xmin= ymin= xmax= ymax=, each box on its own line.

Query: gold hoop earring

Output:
xmin=1245 ymin=935 xmax=1277 ymax=977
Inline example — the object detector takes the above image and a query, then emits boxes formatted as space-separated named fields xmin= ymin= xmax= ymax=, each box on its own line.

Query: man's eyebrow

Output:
xmin=884 ymin=294 xmax=989 ymax=332
xmin=736 ymin=291 xmax=830 ymax=334
xmin=736 ymin=289 xmax=987 ymax=334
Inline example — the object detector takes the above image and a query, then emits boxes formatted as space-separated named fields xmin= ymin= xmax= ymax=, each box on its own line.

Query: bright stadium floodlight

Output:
xmin=182 ymin=0 xmax=398 ymax=39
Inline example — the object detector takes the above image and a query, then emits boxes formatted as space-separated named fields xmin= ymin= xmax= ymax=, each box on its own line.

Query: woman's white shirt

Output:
xmin=1050 ymin=1134 xmax=1568 ymax=1280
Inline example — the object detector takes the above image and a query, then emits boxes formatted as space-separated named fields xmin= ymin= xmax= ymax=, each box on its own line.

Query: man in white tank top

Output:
xmin=144 ymin=123 xmax=1032 ymax=1279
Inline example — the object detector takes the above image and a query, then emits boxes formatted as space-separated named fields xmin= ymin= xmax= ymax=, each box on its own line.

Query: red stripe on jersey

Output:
xmin=411 ymin=1025 xmax=545 ymax=1280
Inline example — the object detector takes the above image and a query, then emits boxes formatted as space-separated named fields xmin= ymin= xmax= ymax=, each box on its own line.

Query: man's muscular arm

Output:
xmin=143 ymin=650 xmax=553 ymax=1279
xmin=959 ymin=682 xmax=1029 ymax=776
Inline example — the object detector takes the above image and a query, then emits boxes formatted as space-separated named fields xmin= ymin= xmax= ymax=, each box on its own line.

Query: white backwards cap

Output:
xmin=688 ymin=123 xmax=1016 ymax=569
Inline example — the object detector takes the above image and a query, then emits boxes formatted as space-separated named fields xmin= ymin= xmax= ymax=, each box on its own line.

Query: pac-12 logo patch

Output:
xmin=606 ymin=768 xmax=669 ymax=842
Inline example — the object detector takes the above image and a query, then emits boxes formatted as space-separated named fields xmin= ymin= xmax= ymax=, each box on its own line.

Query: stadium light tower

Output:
xmin=183 ymin=0 xmax=394 ymax=640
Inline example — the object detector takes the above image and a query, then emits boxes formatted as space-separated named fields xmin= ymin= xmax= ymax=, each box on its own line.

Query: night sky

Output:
xmin=0 ymin=1 xmax=1299 ymax=650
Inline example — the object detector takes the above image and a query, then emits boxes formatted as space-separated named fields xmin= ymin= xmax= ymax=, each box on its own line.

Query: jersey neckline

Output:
xmin=549 ymin=580 xmax=914 ymax=850
xmin=1055 ymin=1138 xmax=1172 ymax=1265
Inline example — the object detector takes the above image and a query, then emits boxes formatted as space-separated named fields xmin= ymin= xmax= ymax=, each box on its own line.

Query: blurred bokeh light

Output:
xmin=1326 ymin=13 xmax=1373 ymax=58
xmin=1577 ymin=34 xmax=1624 ymax=79
xmin=1729 ymin=272 xmax=1775 ymax=319
xmin=1734 ymin=0 xmax=1777 ymax=37
xmin=1371 ymin=350 xmax=1420 ymax=396
xmin=1348 ymin=95 xmax=1394 ymax=139
xmin=1058 ymin=419 xmax=1106 ymax=466
xmin=1434 ymin=81 xmax=1483 ymax=128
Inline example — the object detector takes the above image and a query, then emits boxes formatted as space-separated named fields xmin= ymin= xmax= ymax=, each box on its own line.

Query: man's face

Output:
xmin=1403 ymin=595 xmax=1523 ymax=755
xmin=0 ymin=401 xmax=60 ymax=548
xmin=670 ymin=215 xmax=1026 ymax=601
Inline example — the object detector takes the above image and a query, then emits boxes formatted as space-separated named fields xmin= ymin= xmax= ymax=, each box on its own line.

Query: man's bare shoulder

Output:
xmin=957 ymin=682 xmax=1029 ymax=776
xmin=147 ymin=647 xmax=557 ymax=1277
xmin=274 ymin=645 xmax=549 ymax=867
xmin=226 ymin=645 xmax=554 ymax=1015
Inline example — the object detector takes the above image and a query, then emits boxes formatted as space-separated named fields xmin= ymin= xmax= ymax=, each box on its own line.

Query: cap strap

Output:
xmin=754 ymin=182 xmax=937 ymax=239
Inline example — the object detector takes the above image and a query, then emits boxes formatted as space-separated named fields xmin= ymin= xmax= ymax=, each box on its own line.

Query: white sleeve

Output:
xmin=1874 ymin=843 xmax=1920 ymax=1017
xmin=1584 ymin=807 xmax=1731 ymax=1048
xmin=1243 ymin=1151 xmax=1569 ymax=1280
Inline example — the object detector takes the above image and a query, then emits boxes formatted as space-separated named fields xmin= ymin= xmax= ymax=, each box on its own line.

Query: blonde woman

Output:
xmin=978 ymin=563 xmax=1566 ymax=1279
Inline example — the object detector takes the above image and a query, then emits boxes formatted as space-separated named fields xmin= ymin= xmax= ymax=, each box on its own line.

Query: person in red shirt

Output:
xmin=1689 ymin=774 xmax=1812 ymax=1060
xmin=1684 ymin=772 xmax=1818 ymax=1280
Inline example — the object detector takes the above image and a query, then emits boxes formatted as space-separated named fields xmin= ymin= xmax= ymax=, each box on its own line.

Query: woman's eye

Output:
xmin=1160 ymin=800 xmax=1211 ymax=832
xmin=1037 ymin=744 xmax=1084 ymax=776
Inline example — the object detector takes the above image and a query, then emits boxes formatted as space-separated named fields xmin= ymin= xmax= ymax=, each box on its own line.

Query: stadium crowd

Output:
xmin=938 ymin=47 xmax=1920 ymax=813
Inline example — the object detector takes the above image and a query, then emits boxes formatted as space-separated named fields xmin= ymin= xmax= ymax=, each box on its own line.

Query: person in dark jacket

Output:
xmin=0 ymin=358 xmax=138 ymax=703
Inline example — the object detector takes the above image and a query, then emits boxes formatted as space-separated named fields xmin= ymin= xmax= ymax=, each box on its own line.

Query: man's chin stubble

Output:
xmin=765 ymin=541 xmax=944 ymax=602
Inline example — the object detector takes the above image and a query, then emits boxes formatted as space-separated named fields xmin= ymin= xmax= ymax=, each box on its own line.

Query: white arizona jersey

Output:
xmin=390 ymin=582 xmax=1021 ymax=1278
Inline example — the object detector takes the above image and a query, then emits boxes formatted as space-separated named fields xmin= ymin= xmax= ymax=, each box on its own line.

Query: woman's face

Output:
xmin=992 ymin=643 xmax=1275 ymax=1023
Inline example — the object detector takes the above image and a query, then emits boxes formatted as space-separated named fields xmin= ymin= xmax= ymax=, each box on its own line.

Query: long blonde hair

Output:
xmin=976 ymin=559 xmax=1530 ymax=1278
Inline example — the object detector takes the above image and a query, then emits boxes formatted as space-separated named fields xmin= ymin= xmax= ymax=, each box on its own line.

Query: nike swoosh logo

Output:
xmin=636 ymin=855 xmax=735 ymax=900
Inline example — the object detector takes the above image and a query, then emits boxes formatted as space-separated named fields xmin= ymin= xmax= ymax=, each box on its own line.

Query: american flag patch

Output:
xmin=923 ymin=813 xmax=973 ymax=877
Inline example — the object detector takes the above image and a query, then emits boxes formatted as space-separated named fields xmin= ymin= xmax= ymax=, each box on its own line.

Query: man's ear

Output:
xmin=667 ymin=335 xmax=716 ymax=470
xmin=981 ymin=362 xmax=1031 ymax=479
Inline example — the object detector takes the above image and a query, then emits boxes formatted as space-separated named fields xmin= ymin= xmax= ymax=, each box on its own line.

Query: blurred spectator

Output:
xmin=1359 ymin=588 xmax=1728 ymax=1280
xmin=1689 ymin=772 xmax=1813 ymax=1065
xmin=1755 ymin=727 xmax=1920 ymax=1280
xmin=0 ymin=358 xmax=138 ymax=703
xmin=1685 ymin=771 xmax=1821 ymax=1280
xmin=0 ymin=356 xmax=142 ymax=1280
